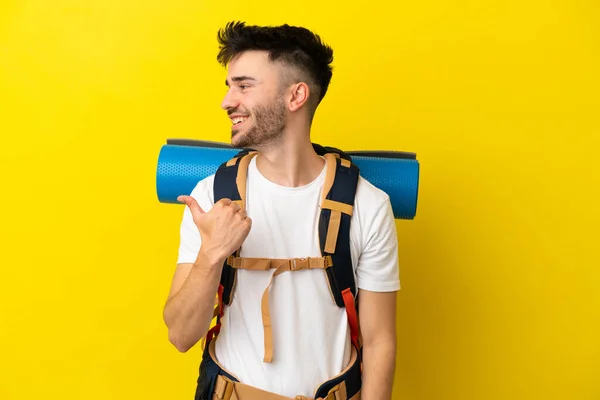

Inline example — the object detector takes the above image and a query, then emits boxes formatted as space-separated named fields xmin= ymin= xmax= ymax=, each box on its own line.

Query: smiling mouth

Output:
xmin=231 ymin=116 xmax=249 ymax=126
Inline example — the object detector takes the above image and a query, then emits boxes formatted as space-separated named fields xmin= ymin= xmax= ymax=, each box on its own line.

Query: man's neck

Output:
xmin=254 ymin=134 xmax=325 ymax=188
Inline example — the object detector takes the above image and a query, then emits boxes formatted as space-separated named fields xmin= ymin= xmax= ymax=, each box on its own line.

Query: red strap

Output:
xmin=206 ymin=324 xmax=220 ymax=343
xmin=342 ymin=288 xmax=360 ymax=350
xmin=207 ymin=285 xmax=225 ymax=343
xmin=217 ymin=284 xmax=224 ymax=318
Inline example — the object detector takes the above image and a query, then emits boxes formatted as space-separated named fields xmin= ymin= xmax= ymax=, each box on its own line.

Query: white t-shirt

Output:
xmin=177 ymin=156 xmax=400 ymax=398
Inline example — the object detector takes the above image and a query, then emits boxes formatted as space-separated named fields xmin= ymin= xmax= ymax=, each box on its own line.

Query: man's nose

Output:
xmin=221 ymin=88 xmax=239 ymax=111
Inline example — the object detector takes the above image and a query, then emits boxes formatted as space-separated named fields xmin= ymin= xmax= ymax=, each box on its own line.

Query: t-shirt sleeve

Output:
xmin=177 ymin=175 xmax=215 ymax=264
xmin=356 ymin=197 xmax=401 ymax=292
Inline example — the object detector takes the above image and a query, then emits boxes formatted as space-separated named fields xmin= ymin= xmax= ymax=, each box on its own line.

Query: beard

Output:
xmin=231 ymin=94 xmax=287 ymax=149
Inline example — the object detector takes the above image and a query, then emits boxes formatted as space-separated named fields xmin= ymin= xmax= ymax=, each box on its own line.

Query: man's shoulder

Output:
xmin=189 ymin=174 xmax=216 ymax=209
xmin=190 ymin=173 xmax=215 ymax=193
xmin=354 ymin=175 xmax=391 ymax=215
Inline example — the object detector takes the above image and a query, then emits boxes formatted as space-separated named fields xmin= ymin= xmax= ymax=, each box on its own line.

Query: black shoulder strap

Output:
xmin=212 ymin=152 xmax=256 ymax=305
xmin=319 ymin=152 xmax=360 ymax=308
xmin=312 ymin=143 xmax=353 ymax=161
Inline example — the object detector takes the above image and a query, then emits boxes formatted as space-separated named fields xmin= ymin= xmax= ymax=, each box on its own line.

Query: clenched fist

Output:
xmin=177 ymin=195 xmax=252 ymax=262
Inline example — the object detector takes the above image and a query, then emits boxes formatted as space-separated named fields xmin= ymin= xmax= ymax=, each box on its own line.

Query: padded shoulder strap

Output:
xmin=312 ymin=143 xmax=353 ymax=162
xmin=319 ymin=153 xmax=360 ymax=308
xmin=213 ymin=152 xmax=257 ymax=305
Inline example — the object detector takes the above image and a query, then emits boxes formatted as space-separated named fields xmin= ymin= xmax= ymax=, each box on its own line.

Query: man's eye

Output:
xmin=240 ymin=85 xmax=249 ymax=89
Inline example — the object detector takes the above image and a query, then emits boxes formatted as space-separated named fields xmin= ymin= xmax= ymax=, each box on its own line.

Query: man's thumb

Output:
xmin=177 ymin=195 xmax=205 ymax=217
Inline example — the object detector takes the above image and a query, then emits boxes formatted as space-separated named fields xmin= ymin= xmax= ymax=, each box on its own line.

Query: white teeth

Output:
xmin=232 ymin=117 xmax=248 ymax=125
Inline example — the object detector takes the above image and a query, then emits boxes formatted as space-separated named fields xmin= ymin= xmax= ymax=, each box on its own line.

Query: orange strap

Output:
xmin=342 ymin=288 xmax=360 ymax=351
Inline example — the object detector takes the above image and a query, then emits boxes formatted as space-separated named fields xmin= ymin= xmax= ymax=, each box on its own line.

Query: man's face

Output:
xmin=221 ymin=51 xmax=288 ymax=149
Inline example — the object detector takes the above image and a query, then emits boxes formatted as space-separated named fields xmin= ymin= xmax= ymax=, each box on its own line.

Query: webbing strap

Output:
xmin=226 ymin=256 xmax=333 ymax=363
xmin=341 ymin=288 xmax=361 ymax=351
xmin=321 ymin=154 xmax=341 ymax=255
xmin=228 ymin=256 xmax=332 ymax=270
xmin=320 ymin=153 xmax=355 ymax=259
xmin=236 ymin=152 xmax=257 ymax=211
xmin=206 ymin=284 xmax=225 ymax=345
xmin=235 ymin=257 xmax=330 ymax=363
xmin=328 ymin=151 xmax=351 ymax=168
xmin=321 ymin=199 xmax=353 ymax=216
xmin=324 ymin=210 xmax=342 ymax=254
xmin=213 ymin=375 xmax=354 ymax=400
xmin=326 ymin=382 xmax=347 ymax=400
xmin=214 ymin=375 xmax=235 ymax=399
xmin=321 ymin=154 xmax=338 ymax=204
xmin=213 ymin=303 xmax=221 ymax=320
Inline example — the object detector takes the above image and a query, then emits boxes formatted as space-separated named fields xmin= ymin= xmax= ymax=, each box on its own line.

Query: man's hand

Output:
xmin=177 ymin=195 xmax=252 ymax=261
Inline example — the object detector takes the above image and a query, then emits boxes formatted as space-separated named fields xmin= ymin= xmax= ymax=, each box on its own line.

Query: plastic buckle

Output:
xmin=290 ymin=258 xmax=311 ymax=271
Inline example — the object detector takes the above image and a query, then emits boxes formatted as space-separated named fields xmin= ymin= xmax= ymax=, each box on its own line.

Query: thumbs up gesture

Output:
xmin=177 ymin=195 xmax=252 ymax=262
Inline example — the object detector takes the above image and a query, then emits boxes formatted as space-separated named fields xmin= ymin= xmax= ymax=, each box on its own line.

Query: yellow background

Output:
xmin=1 ymin=0 xmax=599 ymax=399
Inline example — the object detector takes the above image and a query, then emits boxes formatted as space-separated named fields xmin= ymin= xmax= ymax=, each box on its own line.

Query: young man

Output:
xmin=163 ymin=21 xmax=400 ymax=400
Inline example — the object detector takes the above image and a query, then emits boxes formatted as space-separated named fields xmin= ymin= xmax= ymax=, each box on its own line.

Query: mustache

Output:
xmin=227 ymin=108 xmax=250 ymax=116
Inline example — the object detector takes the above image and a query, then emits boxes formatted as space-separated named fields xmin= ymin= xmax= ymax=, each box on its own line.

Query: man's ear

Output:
xmin=288 ymin=82 xmax=310 ymax=112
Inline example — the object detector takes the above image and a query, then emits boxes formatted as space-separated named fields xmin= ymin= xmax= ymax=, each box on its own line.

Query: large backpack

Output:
xmin=204 ymin=143 xmax=362 ymax=363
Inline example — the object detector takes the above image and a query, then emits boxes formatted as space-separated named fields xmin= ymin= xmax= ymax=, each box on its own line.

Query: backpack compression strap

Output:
xmin=319 ymin=153 xmax=361 ymax=351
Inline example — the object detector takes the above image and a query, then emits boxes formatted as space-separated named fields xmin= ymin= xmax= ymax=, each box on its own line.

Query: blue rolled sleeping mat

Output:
xmin=156 ymin=139 xmax=420 ymax=219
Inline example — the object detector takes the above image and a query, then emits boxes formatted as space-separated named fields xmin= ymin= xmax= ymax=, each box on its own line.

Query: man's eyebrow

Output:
xmin=225 ymin=76 xmax=256 ymax=87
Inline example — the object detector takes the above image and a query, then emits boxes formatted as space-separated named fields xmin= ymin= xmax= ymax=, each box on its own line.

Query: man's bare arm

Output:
xmin=359 ymin=289 xmax=398 ymax=400
xmin=163 ymin=251 xmax=224 ymax=352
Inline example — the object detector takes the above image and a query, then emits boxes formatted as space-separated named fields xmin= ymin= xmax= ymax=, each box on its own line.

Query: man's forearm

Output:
xmin=361 ymin=339 xmax=397 ymax=400
xmin=163 ymin=251 xmax=224 ymax=352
